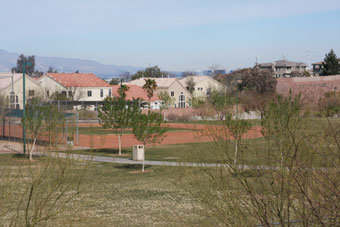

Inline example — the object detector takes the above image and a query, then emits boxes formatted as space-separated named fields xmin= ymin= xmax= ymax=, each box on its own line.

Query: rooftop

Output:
xmin=111 ymin=85 xmax=159 ymax=102
xmin=0 ymin=73 xmax=24 ymax=90
xmin=125 ymin=77 xmax=177 ymax=88
xmin=46 ymin=73 xmax=111 ymax=88
xmin=259 ymin=60 xmax=307 ymax=68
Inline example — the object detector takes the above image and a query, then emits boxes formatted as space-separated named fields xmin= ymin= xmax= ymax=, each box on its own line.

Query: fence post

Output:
xmin=76 ymin=111 xmax=79 ymax=146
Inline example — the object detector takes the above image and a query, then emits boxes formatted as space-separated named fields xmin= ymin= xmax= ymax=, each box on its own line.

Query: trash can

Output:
xmin=133 ymin=145 xmax=144 ymax=161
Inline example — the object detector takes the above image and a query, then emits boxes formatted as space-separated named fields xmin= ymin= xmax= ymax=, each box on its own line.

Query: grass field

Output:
xmin=0 ymin=154 xmax=202 ymax=226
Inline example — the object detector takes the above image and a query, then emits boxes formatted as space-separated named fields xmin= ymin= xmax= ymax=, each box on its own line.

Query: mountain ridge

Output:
xmin=0 ymin=49 xmax=142 ymax=78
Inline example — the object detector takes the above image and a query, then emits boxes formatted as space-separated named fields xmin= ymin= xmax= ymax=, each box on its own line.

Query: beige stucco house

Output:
xmin=125 ymin=78 xmax=192 ymax=108
xmin=0 ymin=73 xmax=42 ymax=109
xmin=38 ymin=73 xmax=112 ymax=101
xmin=179 ymin=76 xmax=225 ymax=98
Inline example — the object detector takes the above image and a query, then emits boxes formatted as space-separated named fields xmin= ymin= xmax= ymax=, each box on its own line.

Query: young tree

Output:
xmin=208 ymin=90 xmax=234 ymax=120
xmin=132 ymin=111 xmax=167 ymax=172
xmin=322 ymin=49 xmax=340 ymax=76
xmin=47 ymin=66 xmax=58 ymax=73
xmin=158 ymin=91 xmax=175 ymax=109
xmin=98 ymin=97 xmax=140 ymax=155
xmin=22 ymin=98 xmax=51 ymax=160
xmin=224 ymin=113 xmax=252 ymax=163
xmin=143 ymin=79 xmax=157 ymax=106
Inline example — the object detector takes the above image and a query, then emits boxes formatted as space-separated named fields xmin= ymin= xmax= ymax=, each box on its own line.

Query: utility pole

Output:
xmin=22 ymin=61 xmax=32 ymax=155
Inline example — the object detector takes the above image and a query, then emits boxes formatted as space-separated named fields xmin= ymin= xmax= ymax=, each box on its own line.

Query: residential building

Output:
xmin=258 ymin=60 xmax=308 ymax=78
xmin=0 ymin=73 xmax=42 ymax=109
xmin=38 ymin=73 xmax=112 ymax=109
xmin=125 ymin=78 xmax=192 ymax=108
xmin=111 ymin=85 xmax=162 ymax=109
xmin=179 ymin=75 xmax=225 ymax=98
xmin=312 ymin=61 xmax=340 ymax=76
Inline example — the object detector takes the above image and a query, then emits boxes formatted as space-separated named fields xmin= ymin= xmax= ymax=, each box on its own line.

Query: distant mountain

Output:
xmin=0 ymin=49 xmax=142 ymax=78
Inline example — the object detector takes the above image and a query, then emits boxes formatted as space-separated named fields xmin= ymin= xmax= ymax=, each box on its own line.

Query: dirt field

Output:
xmin=0 ymin=122 xmax=263 ymax=149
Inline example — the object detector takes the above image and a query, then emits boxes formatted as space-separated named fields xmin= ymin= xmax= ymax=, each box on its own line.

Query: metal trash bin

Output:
xmin=133 ymin=145 xmax=144 ymax=161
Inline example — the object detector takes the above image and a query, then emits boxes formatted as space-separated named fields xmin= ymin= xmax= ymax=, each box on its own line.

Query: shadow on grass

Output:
xmin=76 ymin=148 xmax=131 ymax=155
xmin=12 ymin=153 xmax=42 ymax=159
xmin=114 ymin=164 xmax=151 ymax=170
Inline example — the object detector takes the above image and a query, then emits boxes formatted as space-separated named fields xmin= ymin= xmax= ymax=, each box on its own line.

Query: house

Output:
xmin=258 ymin=60 xmax=308 ymax=78
xmin=179 ymin=75 xmax=225 ymax=98
xmin=312 ymin=61 xmax=340 ymax=76
xmin=125 ymin=78 xmax=192 ymax=108
xmin=38 ymin=73 xmax=112 ymax=109
xmin=111 ymin=85 xmax=162 ymax=109
xmin=0 ymin=73 xmax=42 ymax=109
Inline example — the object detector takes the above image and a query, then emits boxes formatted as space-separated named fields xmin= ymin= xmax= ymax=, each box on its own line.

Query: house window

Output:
xmin=108 ymin=89 xmax=112 ymax=97
xmin=171 ymin=91 xmax=174 ymax=96
xmin=100 ymin=89 xmax=103 ymax=97
xmin=8 ymin=91 xmax=19 ymax=109
xmin=178 ymin=94 xmax=186 ymax=108
xmin=62 ymin=91 xmax=67 ymax=96
xmin=206 ymin=88 xmax=211 ymax=96
xmin=87 ymin=90 xmax=92 ymax=97
xmin=46 ymin=90 xmax=50 ymax=97
xmin=68 ymin=91 xmax=73 ymax=97
xmin=28 ymin=90 xmax=35 ymax=97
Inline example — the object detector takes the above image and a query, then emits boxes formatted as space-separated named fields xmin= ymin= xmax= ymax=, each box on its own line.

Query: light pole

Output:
xmin=22 ymin=62 xmax=32 ymax=155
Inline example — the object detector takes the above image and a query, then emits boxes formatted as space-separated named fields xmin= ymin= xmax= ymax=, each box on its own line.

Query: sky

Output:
xmin=1 ymin=0 xmax=340 ymax=72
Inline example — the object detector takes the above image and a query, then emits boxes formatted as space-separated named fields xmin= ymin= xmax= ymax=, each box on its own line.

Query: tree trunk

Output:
xmin=30 ymin=137 xmax=37 ymax=160
xmin=118 ymin=135 xmax=122 ymax=155
xmin=234 ymin=139 xmax=238 ymax=164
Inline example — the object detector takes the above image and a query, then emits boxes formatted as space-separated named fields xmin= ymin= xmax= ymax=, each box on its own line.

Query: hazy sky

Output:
xmin=1 ymin=0 xmax=340 ymax=71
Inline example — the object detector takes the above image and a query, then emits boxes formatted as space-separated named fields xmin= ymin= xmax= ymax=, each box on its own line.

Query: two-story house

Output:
xmin=125 ymin=78 xmax=192 ymax=108
xmin=38 ymin=73 xmax=112 ymax=109
xmin=0 ymin=73 xmax=42 ymax=109
xmin=179 ymin=76 xmax=225 ymax=98
xmin=258 ymin=60 xmax=308 ymax=78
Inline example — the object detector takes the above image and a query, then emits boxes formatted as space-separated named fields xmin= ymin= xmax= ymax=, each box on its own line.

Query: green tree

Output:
xmin=98 ymin=97 xmax=140 ymax=155
xmin=322 ymin=49 xmax=340 ymax=76
xmin=132 ymin=111 xmax=167 ymax=172
xmin=117 ymin=84 xmax=130 ymax=99
xmin=143 ymin=79 xmax=157 ymax=105
xmin=11 ymin=54 xmax=43 ymax=77
xmin=131 ymin=66 xmax=168 ymax=80
xmin=158 ymin=91 xmax=175 ymax=109
xmin=208 ymin=90 xmax=234 ymax=120
xmin=185 ymin=77 xmax=196 ymax=95
xmin=109 ymin=78 xmax=120 ymax=85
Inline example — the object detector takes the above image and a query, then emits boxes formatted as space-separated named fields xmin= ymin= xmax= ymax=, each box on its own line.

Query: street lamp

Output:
xmin=22 ymin=61 xmax=32 ymax=155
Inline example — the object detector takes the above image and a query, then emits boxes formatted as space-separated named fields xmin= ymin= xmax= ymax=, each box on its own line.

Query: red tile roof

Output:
xmin=111 ymin=85 xmax=159 ymax=102
xmin=47 ymin=73 xmax=111 ymax=87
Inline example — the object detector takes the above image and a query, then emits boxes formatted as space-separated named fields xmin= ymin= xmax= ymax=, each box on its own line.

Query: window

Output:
xmin=28 ymin=90 xmax=35 ymax=97
xmin=178 ymin=94 xmax=186 ymax=108
xmin=206 ymin=88 xmax=211 ymax=96
xmin=171 ymin=91 xmax=174 ymax=96
xmin=8 ymin=91 xmax=19 ymax=109
xmin=62 ymin=91 xmax=67 ymax=96
xmin=68 ymin=91 xmax=73 ymax=97
xmin=46 ymin=90 xmax=50 ymax=97
xmin=100 ymin=89 xmax=103 ymax=97
xmin=108 ymin=89 xmax=112 ymax=97
xmin=87 ymin=90 xmax=92 ymax=97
